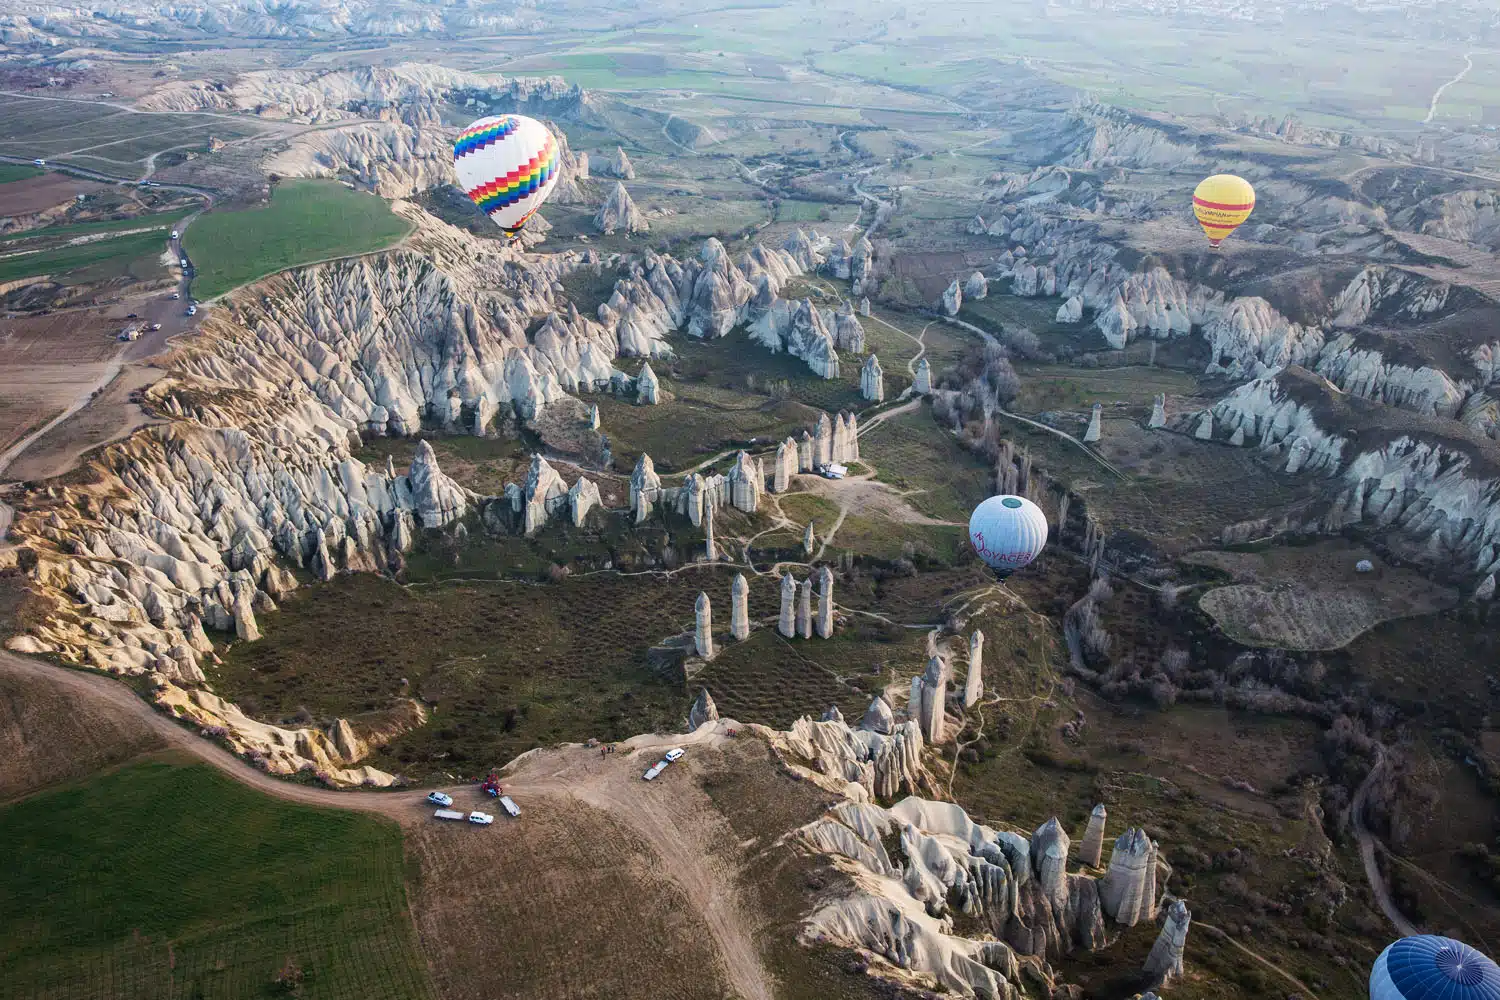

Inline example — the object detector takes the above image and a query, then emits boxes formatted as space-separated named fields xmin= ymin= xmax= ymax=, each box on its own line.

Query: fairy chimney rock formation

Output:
xmin=816 ymin=566 xmax=835 ymax=638
xmin=232 ymin=594 xmax=261 ymax=642
xmin=695 ymin=592 xmax=715 ymax=659
xmin=1101 ymin=828 xmax=1155 ymax=926
xmin=588 ymin=403 xmax=600 ymax=430
xmin=1194 ymin=411 xmax=1213 ymax=440
xmin=636 ymin=362 xmax=660 ymax=405
xmin=1143 ymin=899 xmax=1191 ymax=986
xmin=860 ymin=296 xmax=871 ymax=317
xmin=797 ymin=578 xmax=813 ymax=639
xmin=595 ymin=182 xmax=648 ymax=235
xmin=941 ymin=279 xmax=963 ymax=317
xmin=798 ymin=431 xmax=814 ymax=471
xmin=1032 ymin=817 xmax=1071 ymax=911
xmin=1080 ymin=803 xmax=1108 ymax=868
xmin=568 ymin=476 xmax=602 ymax=526
xmin=731 ymin=573 xmax=750 ymax=640
xmin=861 ymin=694 xmax=895 ymax=735
xmin=914 ymin=357 xmax=932 ymax=395
xmin=861 ymin=354 xmax=885 ymax=402
xmin=630 ymin=453 xmax=660 ymax=522
xmin=727 ymin=450 xmax=762 ymax=512
xmin=779 ymin=572 xmax=797 ymax=637
xmin=1057 ymin=295 xmax=1084 ymax=323
xmin=814 ymin=412 xmax=834 ymax=467
xmin=963 ymin=630 xmax=985 ymax=707
xmin=1083 ymin=403 xmax=1103 ymax=443
xmin=965 ymin=271 xmax=989 ymax=300
xmin=918 ymin=655 xmax=948 ymax=743
xmin=772 ymin=438 xmax=797 ymax=492
xmin=605 ymin=145 xmax=636 ymax=179
xmin=688 ymin=688 xmax=719 ymax=730
xmin=704 ymin=501 xmax=717 ymax=561
xmin=1148 ymin=393 xmax=1167 ymax=429
xmin=802 ymin=521 xmax=815 ymax=556
xmin=1477 ymin=574 xmax=1497 ymax=601
xmin=832 ymin=411 xmax=860 ymax=464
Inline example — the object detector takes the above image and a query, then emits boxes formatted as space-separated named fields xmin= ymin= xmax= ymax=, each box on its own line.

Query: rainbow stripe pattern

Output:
xmin=455 ymin=118 xmax=558 ymax=218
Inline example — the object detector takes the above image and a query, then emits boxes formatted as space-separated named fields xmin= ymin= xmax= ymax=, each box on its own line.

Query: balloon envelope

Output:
xmin=1192 ymin=174 xmax=1255 ymax=248
xmin=1370 ymin=935 xmax=1500 ymax=1000
xmin=453 ymin=115 xmax=560 ymax=235
xmin=968 ymin=495 xmax=1048 ymax=576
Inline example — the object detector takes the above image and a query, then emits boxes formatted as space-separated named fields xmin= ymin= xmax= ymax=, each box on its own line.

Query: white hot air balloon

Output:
xmin=452 ymin=114 xmax=561 ymax=238
xmin=969 ymin=495 xmax=1048 ymax=579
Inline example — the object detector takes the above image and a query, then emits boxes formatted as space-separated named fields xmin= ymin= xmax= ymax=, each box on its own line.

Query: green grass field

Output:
xmin=0 ymin=163 xmax=43 ymax=183
xmin=0 ymin=210 xmax=183 ymax=246
xmin=0 ymin=758 xmax=432 ymax=1000
xmin=185 ymin=181 xmax=411 ymax=299
xmin=0 ymin=228 xmax=168 ymax=284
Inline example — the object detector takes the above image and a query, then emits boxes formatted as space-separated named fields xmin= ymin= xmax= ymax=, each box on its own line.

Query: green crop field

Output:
xmin=185 ymin=180 xmax=412 ymax=299
xmin=0 ymin=163 xmax=42 ymax=183
xmin=0 ymin=210 xmax=183 ymax=246
xmin=0 ymin=758 xmax=432 ymax=1000
xmin=0 ymin=227 xmax=168 ymax=284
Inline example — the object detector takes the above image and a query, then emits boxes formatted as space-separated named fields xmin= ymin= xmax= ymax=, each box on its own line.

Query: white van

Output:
xmin=664 ymin=748 xmax=685 ymax=763
xmin=468 ymin=811 xmax=495 ymax=825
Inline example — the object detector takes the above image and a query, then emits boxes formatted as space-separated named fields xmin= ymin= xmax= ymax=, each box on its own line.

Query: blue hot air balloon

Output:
xmin=968 ymin=495 xmax=1048 ymax=579
xmin=1371 ymin=936 xmax=1500 ymax=1000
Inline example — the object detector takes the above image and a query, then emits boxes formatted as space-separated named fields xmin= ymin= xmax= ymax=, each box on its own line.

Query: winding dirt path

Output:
xmin=1349 ymin=747 xmax=1421 ymax=937
xmin=0 ymin=649 xmax=775 ymax=1000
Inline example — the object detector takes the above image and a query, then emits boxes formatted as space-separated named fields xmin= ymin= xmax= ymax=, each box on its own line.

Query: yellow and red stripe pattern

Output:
xmin=1192 ymin=174 xmax=1255 ymax=247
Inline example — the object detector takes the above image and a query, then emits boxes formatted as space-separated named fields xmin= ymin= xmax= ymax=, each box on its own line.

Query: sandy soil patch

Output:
xmin=0 ymin=174 xmax=108 ymax=217
xmin=1188 ymin=541 xmax=1457 ymax=650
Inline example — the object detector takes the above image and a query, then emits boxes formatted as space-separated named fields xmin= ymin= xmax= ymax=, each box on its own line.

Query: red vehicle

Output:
xmin=480 ymin=771 xmax=504 ymax=797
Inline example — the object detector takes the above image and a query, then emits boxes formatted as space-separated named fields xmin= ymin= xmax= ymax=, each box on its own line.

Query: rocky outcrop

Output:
xmin=688 ymin=688 xmax=718 ymax=730
xmin=911 ymin=655 xmax=949 ymax=744
xmin=1100 ymin=828 xmax=1158 ymax=926
xmin=703 ymin=502 xmax=717 ymax=561
xmin=595 ymin=182 xmax=648 ymax=235
xmin=963 ymin=631 xmax=985 ymax=708
xmin=731 ymin=574 xmax=750 ymax=640
xmin=789 ymin=785 xmax=1186 ymax=997
xmin=749 ymin=295 xmax=841 ymax=379
xmin=803 ymin=520 xmax=816 ymax=555
xmin=914 ymin=358 xmax=932 ymax=395
xmin=695 ymin=592 xmax=715 ymax=660
xmin=779 ymin=572 xmax=797 ymax=638
xmin=832 ymin=302 xmax=866 ymax=353
xmin=1083 ymin=404 xmax=1102 ymax=444
xmin=770 ymin=714 xmax=927 ymax=801
xmin=1056 ymin=296 xmax=1083 ymax=323
xmin=797 ymin=578 xmax=813 ymax=639
xmin=142 ymin=64 xmax=587 ymax=125
xmin=941 ymin=279 xmax=963 ymax=317
xmin=1148 ymin=394 xmax=1166 ymax=429
xmin=727 ymin=451 xmax=762 ymax=513
xmin=1143 ymin=899 xmax=1190 ymax=986
xmin=771 ymin=438 xmax=798 ymax=492
xmin=862 ymin=354 xmax=885 ymax=403
xmin=636 ymin=362 xmax=660 ymax=404
xmin=965 ymin=271 xmax=989 ymax=301
xmin=409 ymin=440 xmax=468 ymax=528
xmin=816 ymin=565 xmax=835 ymax=638
xmin=601 ymin=146 xmax=636 ymax=180
xmin=1079 ymin=804 xmax=1107 ymax=868
xmin=630 ymin=453 xmax=661 ymax=522
xmin=862 ymin=695 xmax=895 ymax=735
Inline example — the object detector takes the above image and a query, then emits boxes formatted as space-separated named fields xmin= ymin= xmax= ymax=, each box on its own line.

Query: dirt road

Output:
xmin=0 ymin=649 xmax=776 ymax=999
xmin=1349 ymin=747 xmax=1421 ymax=937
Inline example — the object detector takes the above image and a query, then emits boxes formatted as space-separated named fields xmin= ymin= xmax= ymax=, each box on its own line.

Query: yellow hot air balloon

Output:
xmin=1193 ymin=174 xmax=1255 ymax=248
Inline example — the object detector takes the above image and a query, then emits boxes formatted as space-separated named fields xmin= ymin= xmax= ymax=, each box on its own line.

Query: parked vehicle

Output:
xmin=186 ymin=305 xmax=197 ymax=316
xmin=32 ymin=158 xmax=44 ymax=166
xmin=468 ymin=811 xmax=495 ymax=825
xmin=117 ymin=328 xmax=139 ymax=342
xmin=168 ymin=292 xmax=180 ymax=300
xmin=426 ymin=791 xmax=453 ymax=807
xmin=643 ymin=761 xmax=668 ymax=781
xmin=170 ymin=230 xmax=179 ymax=240
xmin=149 ymin=323 xmax=162 ymax=332
xmin=126 ymin=313 xmax=138 ymax=319
xmin=180 ymin=258 xmax=189 ymax=267
xmin=498 ymin=796 xmax=520 ymax=818
xmin=433 ymin=809 xmax=466 ymax=821
xmin=664 ymin=748 xmax=685 ymax=763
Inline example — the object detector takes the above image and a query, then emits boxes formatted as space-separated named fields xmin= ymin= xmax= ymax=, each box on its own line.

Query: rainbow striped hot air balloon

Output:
xmin=1192 ymin=173 xmax=1255 ymax=248
xmin=453 ymin=114 xmax=560 ymax=238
